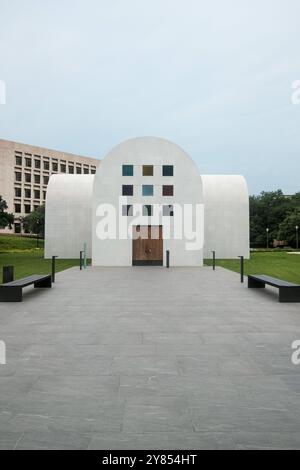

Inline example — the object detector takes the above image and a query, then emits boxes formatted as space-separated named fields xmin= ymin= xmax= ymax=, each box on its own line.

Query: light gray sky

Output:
xmin=0 ymin=0 xmax=300 ymax=194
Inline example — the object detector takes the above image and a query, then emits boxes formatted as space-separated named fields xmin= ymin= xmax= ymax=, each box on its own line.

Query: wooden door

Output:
xmin=132 ymin=226 xmax=163 ymax=265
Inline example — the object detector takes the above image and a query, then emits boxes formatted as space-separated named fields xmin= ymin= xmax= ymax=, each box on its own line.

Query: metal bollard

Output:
xmin=80 ymin=251 xmax=84 ymax=271
xmin=83 ymin=242 xmax=87 ymax=269
xmin=3 ymin=266 xmax=14 ymax=284
xmin=211 ymin=251 xmax=216 ymax=270
xmin=52 ymin=256 xmax=58 ymax=283
xmin=238 ymin=256 xmax=244 ymax=283
xmin=166 ymin=250 xmax=170 ymax=268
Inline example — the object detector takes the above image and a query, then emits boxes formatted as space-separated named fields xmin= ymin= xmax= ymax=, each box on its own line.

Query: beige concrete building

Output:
xmin=0 ymin=139 xmax=100 ymax=234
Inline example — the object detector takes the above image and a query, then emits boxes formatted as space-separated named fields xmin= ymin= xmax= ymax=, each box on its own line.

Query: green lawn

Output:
xmin=0 ymin=235 xmax=81 ymax=279
xmin=205 ymin=251 xmax=300 ymax=284
xmin=0 ymin=234 xmax=44 ymax=252
xmin=0 ymin=251 xmax=80 ymax=280
xmin=1 ymin=236 xmax=299 ymax=284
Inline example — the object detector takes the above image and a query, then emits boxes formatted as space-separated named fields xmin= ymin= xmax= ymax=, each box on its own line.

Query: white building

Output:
xmin=45 ymin=137 xmax=249 ymax=265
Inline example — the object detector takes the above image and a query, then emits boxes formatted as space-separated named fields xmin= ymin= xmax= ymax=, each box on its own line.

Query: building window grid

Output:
xmin=121 ymin=164 xmax=174 ymax=194
xmin=15 ymin=155 xmax=22 ymax=166
xmin=24 ymin=188 xmax=31 ymax=199
xmin=15 ymin=172 xmax=22 ymax=182
xmin=11 ymin=152 xmax=98 ymax=231
xmin=25 ymin=173 xmax=31 ymax=184
xmin=24 ymin=204 xmax=31 ymax=214
xmin=122 ymin=204 xmax=174 ymax=217
xmin=34 ymin=174 xmax=41 ymax=184
xmin=121 ymin=164 xmax=174 ymax=174
xmin=14 ymin=187 xmax=22 ymax=198
xmin=44 ymin=160 xmax=50 ymax=171
xmin=25 ymin=157 xmax=32 ymax=168
xmin=120 ymin=185 xmax=174 ymax=196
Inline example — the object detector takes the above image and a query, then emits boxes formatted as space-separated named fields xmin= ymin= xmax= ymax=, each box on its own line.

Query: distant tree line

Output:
xmin=22 ymin=205 xmax=45 ymax=238
xmin=0 ymin=196 xmax=14 ymax=229
xmin=0 ymin=195 xmax=45 ymax=237
xmin=250 ymin=190 xmax=300 ymax=248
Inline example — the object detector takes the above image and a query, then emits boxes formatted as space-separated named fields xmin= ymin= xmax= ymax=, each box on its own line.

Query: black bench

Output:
xmin=0 ymin=274 xmax=52 ymax=302
xmin=248 ymin=274 xmax=300 ymax=303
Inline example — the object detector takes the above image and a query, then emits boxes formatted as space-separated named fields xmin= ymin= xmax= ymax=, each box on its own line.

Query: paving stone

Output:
xmin=0 ymin=266 xmax=300 ymax=449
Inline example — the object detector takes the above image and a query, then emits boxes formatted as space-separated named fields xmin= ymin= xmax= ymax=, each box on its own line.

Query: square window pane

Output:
xmin=163 ymin=165 xmax=173 ymax=176
xmin=122 ymin=185 xmax=134 ymax=196
xmin=122 ymin=205 xmax=133 ymax=216
xmin=142 ymin=185 xmax=153 ymax=196
xmin=162 ymin=185 xmax=174 ymax=196
xmin=14 ymin=223 xmax=21 ymax=234
xmin=122 ymin=165 xmax=134 ymax=176
xmin=143 ymin=205 xmax=152 ymax=216
xmin=163 ymin=205 xmax=174 ymax=216
xmin=143 ymin=165 xmax=153 ymax=176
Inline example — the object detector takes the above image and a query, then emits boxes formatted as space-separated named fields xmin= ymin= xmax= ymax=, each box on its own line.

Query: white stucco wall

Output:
xmin=201 ymin=175 xmax=250 ymax=259
xmin=92 ymin=137 xmax=204 ymax=266
xmin=45 ymin=174 xmax=95 ymax=259
xmin=44 ymin=139 xmax=250 ymax=264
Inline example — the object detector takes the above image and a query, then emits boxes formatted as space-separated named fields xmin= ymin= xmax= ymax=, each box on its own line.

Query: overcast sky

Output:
xmin=0 ymin=0 xmax=299 ymax=194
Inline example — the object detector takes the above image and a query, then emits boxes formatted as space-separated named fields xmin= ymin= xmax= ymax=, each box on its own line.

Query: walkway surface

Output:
xmin=1 ymin=266 xmax=300 ymax=450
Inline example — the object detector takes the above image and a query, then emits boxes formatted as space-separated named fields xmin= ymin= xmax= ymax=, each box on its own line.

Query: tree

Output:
xmin=277 ymin=209 xmax=300 ymax=248
xmin=0 ymin=196 xmax=14 ymax=229
xmin=249 ymin=190 xmax=300 ymax=247
xmin=22 ymin=205 xmax=45 ymax=237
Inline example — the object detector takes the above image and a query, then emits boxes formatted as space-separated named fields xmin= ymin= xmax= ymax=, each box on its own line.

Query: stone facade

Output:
xmin=0 ymin=139 xmax=100 ymax=234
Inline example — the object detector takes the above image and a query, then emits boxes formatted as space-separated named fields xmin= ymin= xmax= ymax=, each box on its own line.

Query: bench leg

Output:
xmin=248 ymin=278 xmax=265 ymax=288
xmin=279 ymin=287 xmax=300 ymax=303
xmin=0 ymin=287 xmax=23 ymax=302
xmin=34 ymin=278 xmax=52 ymax=288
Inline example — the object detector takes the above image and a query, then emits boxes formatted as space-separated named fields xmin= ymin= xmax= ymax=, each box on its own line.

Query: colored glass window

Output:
xmin=162 ymin=185 xmax=173 ymax=196
xmin=142 ymin=185 xmax=154 ymax=196
xmin=122 ymin=185 xmax=134 ymax=196
xmin=122 ymin=165 xmax=134 ymax=176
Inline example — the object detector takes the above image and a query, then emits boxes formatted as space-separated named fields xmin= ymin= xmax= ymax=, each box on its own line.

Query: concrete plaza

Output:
xmin=0 ymin=266 xmax=300 ymax=449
